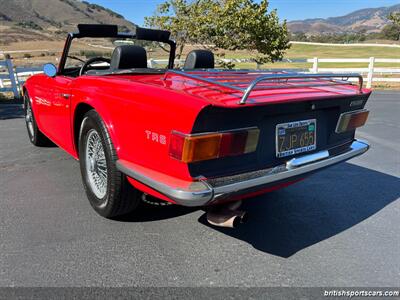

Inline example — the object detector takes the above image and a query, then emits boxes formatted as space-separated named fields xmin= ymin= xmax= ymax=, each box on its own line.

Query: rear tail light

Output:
xmin=335 ymin=109 xmax=369 ymax=133
xmin=169 ymin=128 xmax=260 ymax=163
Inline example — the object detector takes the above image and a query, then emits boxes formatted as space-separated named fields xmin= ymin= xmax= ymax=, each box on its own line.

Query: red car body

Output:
xmin=23 ymin=25 xmax=371 ymax=212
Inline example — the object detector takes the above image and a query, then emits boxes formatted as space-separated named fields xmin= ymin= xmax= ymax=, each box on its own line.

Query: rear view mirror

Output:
xmin=43 ymin=63 xmax=57 ymax=77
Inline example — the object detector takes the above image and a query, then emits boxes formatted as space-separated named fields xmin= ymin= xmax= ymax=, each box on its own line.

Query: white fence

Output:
xmin=0 ymin=60 xmax=42 ymax=98
xmin=149 ymin=57 xmax=400 ymax=89
xmin=308 ymin=57 xmax=400 ymax=88
xmin=1 ymin=57 xmax=399 ymax=99
xmin=0 ymin=60 xmax=19 ymax=97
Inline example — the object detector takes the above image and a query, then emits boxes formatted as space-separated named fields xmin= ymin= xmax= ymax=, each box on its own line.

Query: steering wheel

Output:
xmin=79 ymin=57 xmax=111 ymax=76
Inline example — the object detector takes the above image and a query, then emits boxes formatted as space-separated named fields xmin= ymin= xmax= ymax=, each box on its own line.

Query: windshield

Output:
xmin=65 ymin=37 xmax=171 ymax=70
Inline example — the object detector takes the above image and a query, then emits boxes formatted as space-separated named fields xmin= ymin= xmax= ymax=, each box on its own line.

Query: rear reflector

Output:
xmin=335 ymin=109 xmax=369 ymax=133
xmin=169 ymin=128 xmax=260 ymax=163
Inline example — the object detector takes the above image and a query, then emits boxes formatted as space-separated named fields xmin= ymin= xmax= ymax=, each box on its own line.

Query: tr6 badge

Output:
xmin=145 ymin=130 xmax=167 ymax=145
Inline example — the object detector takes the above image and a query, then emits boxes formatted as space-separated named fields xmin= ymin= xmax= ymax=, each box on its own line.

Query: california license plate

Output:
xmin=276 ymin=119 xmax=317 ymax=158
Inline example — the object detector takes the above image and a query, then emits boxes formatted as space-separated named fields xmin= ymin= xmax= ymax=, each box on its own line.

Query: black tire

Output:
xmin=79 ymin=110 xmax=140 ymax=218
xmin=23 ymin=92 xmax=52 ymax=147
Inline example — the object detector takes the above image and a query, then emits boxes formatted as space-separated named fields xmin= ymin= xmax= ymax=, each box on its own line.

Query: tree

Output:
xmin=385 ymin=11 xmax=400 ymax=40
xmin=145 ymin=0 xmax=289 ymax=65
xmin=389 ymin=12 xmax=400 ymax=26
xmin=290 ymin=32 xmax=308 ymax=42
xmin=381 ymin=24 xmax=400 ymax=41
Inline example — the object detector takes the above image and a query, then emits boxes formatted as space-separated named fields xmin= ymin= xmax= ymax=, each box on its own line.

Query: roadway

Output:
xmin=0 ymin=91 xmax=398 ymax=287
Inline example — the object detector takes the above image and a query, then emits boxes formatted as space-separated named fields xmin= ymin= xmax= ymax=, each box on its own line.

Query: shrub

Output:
xmin=17 ymin=21 xmax=43 ymax=31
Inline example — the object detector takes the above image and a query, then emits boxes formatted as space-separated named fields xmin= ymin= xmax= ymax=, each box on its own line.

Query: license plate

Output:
xmin=276 ymin=119 xmax=317 ymax=158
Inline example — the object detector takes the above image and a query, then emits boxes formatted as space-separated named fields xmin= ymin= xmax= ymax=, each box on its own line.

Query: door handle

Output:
xmin=60 ymin=93 xmax=71 ymax=99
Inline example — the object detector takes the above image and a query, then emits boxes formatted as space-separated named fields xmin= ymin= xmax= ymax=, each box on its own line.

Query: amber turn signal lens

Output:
xmin=182 ymin=134 xmax=221 ymax=162
xmin=335 ymin=109 xmax=369 ymax=133
xmin=169 ymin=128 xmax=260 ymax=163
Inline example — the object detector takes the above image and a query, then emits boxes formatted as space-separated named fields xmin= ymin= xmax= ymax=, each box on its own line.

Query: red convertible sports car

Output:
xmin=23 ymin=24 xmax=371 ymax=227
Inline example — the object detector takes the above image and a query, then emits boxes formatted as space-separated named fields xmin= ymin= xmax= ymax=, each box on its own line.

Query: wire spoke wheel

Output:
xmin=23 ymin=91 xmax=52 ymax=147
xmin=25 ymin=99 xmax=34 ymax=138
xmin=79 ymin=110 xmax=140 ymax=218
xmin=85 ymin=129 xmax=108 ymax=201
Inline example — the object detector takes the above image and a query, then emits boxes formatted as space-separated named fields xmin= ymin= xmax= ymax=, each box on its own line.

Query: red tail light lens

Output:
xmin=335 ymin=109 xmax=369 ymax=133
xmin=169 ymin=128 xmax=260 ymax=163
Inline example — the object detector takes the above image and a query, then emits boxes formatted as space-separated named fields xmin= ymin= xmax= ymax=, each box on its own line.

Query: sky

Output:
xmin=87 ymin=0 xmax=400 ymax=26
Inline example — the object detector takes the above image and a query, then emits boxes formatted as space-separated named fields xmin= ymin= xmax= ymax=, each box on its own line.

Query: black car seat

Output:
xmin=110 ymin=45 xmax=148 ymax=70
xmin=184 ymin=50 xmax=215 ymax=69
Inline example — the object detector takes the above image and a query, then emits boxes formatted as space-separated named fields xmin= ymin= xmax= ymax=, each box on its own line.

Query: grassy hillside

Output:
xmin=0 ymin=0 xmax=136 ymax=44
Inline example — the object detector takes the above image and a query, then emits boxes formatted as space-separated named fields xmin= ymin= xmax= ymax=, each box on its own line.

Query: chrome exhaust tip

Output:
xmin=206 ymin=201 xmax=247 ymax=228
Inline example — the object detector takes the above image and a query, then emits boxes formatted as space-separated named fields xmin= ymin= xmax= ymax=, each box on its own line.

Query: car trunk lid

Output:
xmin=188 ymin=91 xmax=371 ymax=178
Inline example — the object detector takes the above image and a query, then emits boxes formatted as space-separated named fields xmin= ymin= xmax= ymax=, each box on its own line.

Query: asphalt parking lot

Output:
xmin=0 ymin=91 xmax=399 ymax=287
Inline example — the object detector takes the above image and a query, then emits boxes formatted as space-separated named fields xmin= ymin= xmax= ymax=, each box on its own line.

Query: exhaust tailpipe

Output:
xmin=206 ymin=201 xmax=247 ymax=228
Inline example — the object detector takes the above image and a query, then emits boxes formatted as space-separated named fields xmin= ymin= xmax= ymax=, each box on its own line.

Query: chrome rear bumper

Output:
xmin=116 ymin=139 xmax=369 ymax=207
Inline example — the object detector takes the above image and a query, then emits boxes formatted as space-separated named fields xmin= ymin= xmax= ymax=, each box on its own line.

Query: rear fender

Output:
xmin=70 ymin=76 xmax=209 ymax=181
xmin=71 ymin=98 xmax=121 ymax=159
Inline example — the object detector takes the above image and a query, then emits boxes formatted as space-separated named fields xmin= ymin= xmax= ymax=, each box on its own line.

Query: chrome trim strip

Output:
xmin=172 ymin=126 xmax=259 ymax=137
xmin=60 ymin=93 xmax=71 ymax=99
xmin=286 ymin=150 xmax=329 ymax=169
xmin=212 ymin=140 xmax=369 ymax=198
xmin=116 ymin=140 xmax=369 ymax=206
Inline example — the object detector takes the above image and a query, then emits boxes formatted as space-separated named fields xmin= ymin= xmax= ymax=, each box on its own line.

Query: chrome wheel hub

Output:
xmin=85 ymin=129 xmax=108 ymax=200
xmin=89 ymin=158 xmax=96 ymax=172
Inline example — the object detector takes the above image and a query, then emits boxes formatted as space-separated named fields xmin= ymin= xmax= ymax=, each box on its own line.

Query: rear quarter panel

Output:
xmin=70 ymin=76 xmax=209 ymax=181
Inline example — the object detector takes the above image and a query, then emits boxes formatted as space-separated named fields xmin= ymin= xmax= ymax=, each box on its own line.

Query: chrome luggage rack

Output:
xmin=163 ymin=70 xmax=364 ymax=105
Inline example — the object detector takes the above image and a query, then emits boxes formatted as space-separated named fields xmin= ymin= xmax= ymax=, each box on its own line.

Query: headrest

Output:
xmin=184 ymin=50 xmax=215 ymax=69
xmin=110 ymin=45 xmax=147 ymax=70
